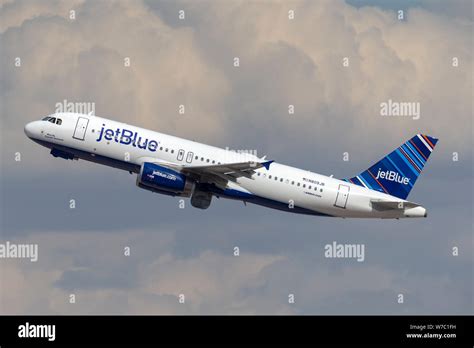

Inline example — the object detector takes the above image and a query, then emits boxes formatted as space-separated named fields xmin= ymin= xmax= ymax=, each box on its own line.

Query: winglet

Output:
xmin=261 ymin=160 xmax=274 ymax=170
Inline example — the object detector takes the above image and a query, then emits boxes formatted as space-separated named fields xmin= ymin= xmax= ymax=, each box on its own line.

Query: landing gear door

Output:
xmin=334 ymin=184 xmax=350 ymax=209
xmin=73 ymin=117 xmax=89 ymax=140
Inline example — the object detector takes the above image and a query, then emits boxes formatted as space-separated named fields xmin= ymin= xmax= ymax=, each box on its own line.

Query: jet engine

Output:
xmin=136 ymin=162 xmax=194 ymax=197
xmin=191 ymin=189 xmax=213 ymax=209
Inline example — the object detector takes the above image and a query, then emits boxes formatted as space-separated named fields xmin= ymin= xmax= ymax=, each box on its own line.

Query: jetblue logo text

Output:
xmin=96 ymin=124 xmax=159 ymax=152
xmin=376 ymin=168 xmax=410 ymax=185
xmin=150 ymin=170 xmax=177 ymax=181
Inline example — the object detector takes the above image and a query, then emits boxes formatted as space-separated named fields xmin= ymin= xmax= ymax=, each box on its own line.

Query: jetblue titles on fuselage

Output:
xmin=96 ymin=124 xmax=159 ymax=152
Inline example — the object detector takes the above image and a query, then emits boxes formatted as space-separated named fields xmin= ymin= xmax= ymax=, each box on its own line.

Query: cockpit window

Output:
xmin=48 ymin=117 xmax=56 ymax=124
xmin=56 ymin=118 xmax=62 ymax=125
xmin=42 ymin=116 xmax=51 ymax=121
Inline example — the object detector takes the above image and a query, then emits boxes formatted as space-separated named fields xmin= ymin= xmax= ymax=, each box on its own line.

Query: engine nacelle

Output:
xmin=137 ymin=162 xmax=194 ymax=197
xmin=191 ymin=189 xmax=212 ymax=209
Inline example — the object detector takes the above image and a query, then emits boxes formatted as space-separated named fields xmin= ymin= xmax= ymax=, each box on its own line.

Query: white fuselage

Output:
xmin=24 ymin=112 xmax=427 ymax=218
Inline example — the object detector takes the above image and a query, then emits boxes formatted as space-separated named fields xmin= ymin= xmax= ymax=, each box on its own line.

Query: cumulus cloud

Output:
xmin=0 ymin=230 xmax=285 ymax=314
xmin=1 ymin=227 xmax=470 ymax=314
xmin=1 ymin=0 xmax=471 ymax=170
xmin=0 ymin=0 xmax=471 ymax=315
xmin=1 ymin=0 xmax=230 ymax=170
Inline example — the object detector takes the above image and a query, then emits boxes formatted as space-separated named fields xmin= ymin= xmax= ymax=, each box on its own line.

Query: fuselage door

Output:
xmin=73 ymin=117 xmax=89 ymax=140
xmin=177 ymin=149 xmax=185 ymax=161
xmin=334 ymin=184 xmax=350 ymax=209
xmin=186 ymin=151 xmax=194 ymax=163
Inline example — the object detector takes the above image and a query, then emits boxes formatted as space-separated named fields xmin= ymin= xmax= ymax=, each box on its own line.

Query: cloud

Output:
xmin=1 ymin=0 xmax=471 ymax=171
xmin=0 ymin=0 xmax=471 ymax=315
xmin=144 ymin=0 xmax=471 ymax=157
xmin=1 ymin=226 xmax=470 ymax=314
xmin=1 ymin=0 xmax=230 ymax=170
xmin=0 ymin=230 xmax=285 ymax=314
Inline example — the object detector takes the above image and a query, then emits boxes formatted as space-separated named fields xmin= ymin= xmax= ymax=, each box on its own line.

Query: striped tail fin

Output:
xmin=344 ymin=134 xmax=438 ymax=199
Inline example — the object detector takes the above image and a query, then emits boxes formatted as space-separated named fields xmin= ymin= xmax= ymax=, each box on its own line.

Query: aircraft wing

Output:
xmin=370 ymin=200 xmax=420 ymax=211
xmin=181 ymin=160 xmax=274 ymax=188
xmin=137 ymin=156 xmax=273 ymax=189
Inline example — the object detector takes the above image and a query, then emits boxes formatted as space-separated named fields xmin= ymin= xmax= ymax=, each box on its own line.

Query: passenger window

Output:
xmin=297 ymin=183 xmax=300 ymax=186
xmin=171 ymin=149 xmax=174 ymax=154
xmin=274 ymin=177 xmax=278 ymax=180
xmin=212 ymin=160 xmax=215 ymax=164
xmin=303 ymin=184 xmax=306 ymax=188
xmin=160 ymin=147 xmax=163 ymax=151
xmin=195 ymin=156 xmax=198 ymax=160
xmin=165 ymin=148 xmax=168 ymax=152
xmin=280 ymin=178 xmax=283 ymax=182
xmin=291 ymin=181 xmax=294 ymax=185
xmin=269 ymin=175 xmax=272 ymax=179
xmin=56 ymin=118 xmax=62 ymax=125
xmin=308 ymin=186 xmax=311 ymax=189
xmin=206 ymin=159 xmax=210 ymax=163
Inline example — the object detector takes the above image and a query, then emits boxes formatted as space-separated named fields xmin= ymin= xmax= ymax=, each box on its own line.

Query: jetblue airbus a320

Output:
xmin=25 ymin=113 xmax=438 ymax=218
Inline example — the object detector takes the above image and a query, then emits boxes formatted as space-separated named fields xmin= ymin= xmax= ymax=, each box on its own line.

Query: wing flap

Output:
xmin=181 ymin=160 xmax=273 ymax=181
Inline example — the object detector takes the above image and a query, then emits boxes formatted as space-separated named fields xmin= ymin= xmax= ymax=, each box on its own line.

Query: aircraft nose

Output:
xmin=24 ymin=121 xmax=37 ymax=138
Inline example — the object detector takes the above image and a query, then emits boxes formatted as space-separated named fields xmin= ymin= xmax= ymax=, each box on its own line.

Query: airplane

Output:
xmin=24 ymin=112 xmax=438 ymax=218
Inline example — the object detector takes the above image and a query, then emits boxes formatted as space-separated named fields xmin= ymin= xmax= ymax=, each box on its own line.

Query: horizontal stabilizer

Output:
xmin=370 ymin=200 xmax=420 ymax=211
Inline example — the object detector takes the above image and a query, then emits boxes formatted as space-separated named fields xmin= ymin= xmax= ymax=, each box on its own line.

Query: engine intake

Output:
xmin=137 ymin=162 xmax=194 ymax=197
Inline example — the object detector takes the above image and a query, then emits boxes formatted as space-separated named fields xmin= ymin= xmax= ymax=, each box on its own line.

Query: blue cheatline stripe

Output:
xmin=418 ymin=134 xmax=434 ymax=151
xmin=353 ymin=176 xmax=365 ymax=186
xmin=395 ymin=148 xmax=418 ymax=174
xmin=362 ymin=172 xmax=383 ymax=192
xmin=401 ymin=144 xmax=423 ymax=170
xmin=405 ymin=141 xmax=426 ymax=165
xmin=412 ymin=136 xmax=431 ymax=158
xmin=385 ymin=156 xmax=413 ymax=188
xmin=347 ymin=177 xmax=358 ymax=186
xmin=358 ymin=174 xmax=373 ymax=189
xmin=400 ymin=145 xmax=422 ymax=172
xmin=392 ymin=151 xmax=418 ymax=178
xmin=425 ymin=135 xmax=439 ymax=148
xmin=409 ymin=139 xmax=428 ymax=161
xmin=396 ymin=148 xmax=419 ymax=175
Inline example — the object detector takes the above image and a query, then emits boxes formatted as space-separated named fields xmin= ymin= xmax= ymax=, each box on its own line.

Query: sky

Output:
xmin=0 ymin=0 xmax=472 ymax=314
